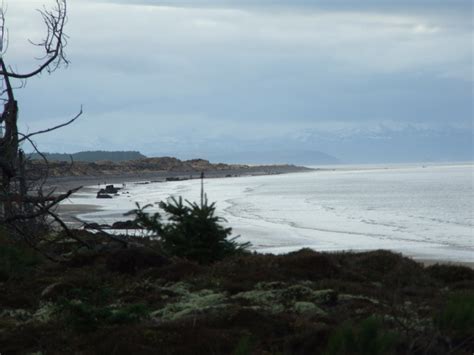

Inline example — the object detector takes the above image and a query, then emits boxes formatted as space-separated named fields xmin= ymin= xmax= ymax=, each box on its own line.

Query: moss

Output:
xmin=254 ymin=281 xmax=287 ymax=290
xmin=282 ymin=285 xmax=318 ymax=300
xmin=233 ymin=282 xmax=334 ymax=315
xmin=152 ymin=288 xmax=228 ymax=321
xmin=32 ymin=303 xmax=56 ymax=323
xmin=0 ymin=308 xmax=32 ymax=324
xmin=0 ymin=303 xmax=55 ymax=327
xmin=1 ymin=241 xmax=473 ymax=354
xmin=235 ymin=289 xmax=278 ymax=305
xmin=338 ymin=294 xmax=379 ymax=304
xmin=310 ymin=289 xmax=338 ymax=303
xmin=161 ymin=281 xmax=192 ymax=296
xmin=293 ymin=302 xmax=326 ymax=316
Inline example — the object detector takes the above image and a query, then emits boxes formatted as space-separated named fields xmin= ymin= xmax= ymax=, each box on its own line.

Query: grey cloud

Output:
xmin=6 ymin=0 xmax=472 ymax=163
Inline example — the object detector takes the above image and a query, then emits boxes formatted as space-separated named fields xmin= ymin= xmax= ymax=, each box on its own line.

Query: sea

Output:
xmin=63 ymin=163 xmax=474 ymax=263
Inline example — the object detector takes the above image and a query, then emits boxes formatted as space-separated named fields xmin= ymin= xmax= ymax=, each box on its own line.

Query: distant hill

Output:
xmin=28 ymin=157 xmax=312 ymax=178
xmin=29 ymin=151 xmax=146 ymax=162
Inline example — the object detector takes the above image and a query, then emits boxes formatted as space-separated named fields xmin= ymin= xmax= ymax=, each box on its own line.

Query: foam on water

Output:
xmin=63 ymin=164 xmax=474 ymax=262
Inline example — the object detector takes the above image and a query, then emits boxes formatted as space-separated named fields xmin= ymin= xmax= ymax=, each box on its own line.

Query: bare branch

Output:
xmin=0 ymin=57 xmax=13 ymax=99
xmin=2 ymin=185 xmax=82 ymax=224
xmin=19 ymin=105 xmax=82 ymax=142
xmin=10 ymin=222 xmax=62 ymax=263
xmin=18 ymin=132 xmax=50 ymax=190
xmin=76 ymin=217 xmax=130 ymax=247
xmin=46 ymin=209 xmax=91 ymax=249
xmin=0 ymin=2 xmax=6 ymax=54
xmin=0 ymin=0 xmax=68 ymax=79
xmin=0 ymin=0 xmax=83 ymax=259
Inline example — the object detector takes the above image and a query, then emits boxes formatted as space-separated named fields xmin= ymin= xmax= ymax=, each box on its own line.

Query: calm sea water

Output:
xmin=66 ymin=163 xmax=474 ymax=262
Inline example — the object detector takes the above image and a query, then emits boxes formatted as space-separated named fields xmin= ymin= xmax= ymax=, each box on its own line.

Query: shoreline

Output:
xmin=46 ymin=165 xmax=314 ymax=193
xmin=55 ymin=203 xmax=103 ymax=224
xmin=56 ymin=199 xmax=474 ymax=268
xmin=51 ymin=166 xmax=473 ymax=269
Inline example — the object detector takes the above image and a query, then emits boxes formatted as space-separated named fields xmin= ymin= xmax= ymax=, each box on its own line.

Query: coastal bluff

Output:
xmin=28 ymin=156 xmax=313 ymax=179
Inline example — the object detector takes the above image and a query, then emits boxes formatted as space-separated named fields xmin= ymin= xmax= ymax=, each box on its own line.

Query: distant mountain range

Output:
xmin=198 ymin=150 xmax=340 ymax=165
xmin=28 ymin=150 xmax=146 ymax=162
xmin=27 ymin=122 xmax=472 ymax=166
xmin=288 ymin=125 xmax=473 ymax=163
xmin=25 ymin=115 xmax=472 ymax=165
xmin=151 ymin=124 xmax=471 ymax=165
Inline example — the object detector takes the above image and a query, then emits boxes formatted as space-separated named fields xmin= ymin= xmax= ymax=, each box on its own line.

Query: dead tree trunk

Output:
xmin=0 ymin=59 xmax=19 ymax=218
xmin=0 ymin=0 xmax=81 ymax=228
xmin=0 ymin=0 xmax=69 ymax=220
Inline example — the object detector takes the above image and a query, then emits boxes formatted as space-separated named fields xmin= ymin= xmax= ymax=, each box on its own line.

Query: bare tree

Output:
xmin=0 ymin=0 xmax=83 ymax=249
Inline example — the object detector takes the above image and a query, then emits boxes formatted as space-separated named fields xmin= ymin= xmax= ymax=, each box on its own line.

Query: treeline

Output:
xmin=28 ymin=150 xmax=147 ymax=162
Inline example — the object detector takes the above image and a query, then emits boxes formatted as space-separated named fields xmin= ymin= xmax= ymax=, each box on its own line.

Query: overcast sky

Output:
xmin=5 ymin=0 xmax=473 ymax=162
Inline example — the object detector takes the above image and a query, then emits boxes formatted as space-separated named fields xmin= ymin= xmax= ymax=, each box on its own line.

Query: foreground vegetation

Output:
xmin=1 ymin=229 xmax=473 ymax=354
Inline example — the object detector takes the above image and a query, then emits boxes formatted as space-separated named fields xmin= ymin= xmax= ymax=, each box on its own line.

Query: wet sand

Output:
xmin=51 ymin=167 xmax=313 ymax=226
xmin=55 ymin=203 xmax=103 ymax=224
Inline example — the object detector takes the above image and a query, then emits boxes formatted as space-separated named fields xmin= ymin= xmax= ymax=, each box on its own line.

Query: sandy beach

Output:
xmin=55 ymin=203 xmax=103 ymax=224
xmin=52 ymin=165 xmax=473 ymax=268
xmin=52 ymin=166 xmax=313 ymax=227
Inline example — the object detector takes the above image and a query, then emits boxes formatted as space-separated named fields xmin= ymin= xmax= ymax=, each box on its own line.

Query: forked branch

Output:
xmin=0 ymin=0 xmax=68 ymax=80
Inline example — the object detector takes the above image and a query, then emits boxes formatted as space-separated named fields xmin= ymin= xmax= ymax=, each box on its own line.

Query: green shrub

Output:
xmin=0 ymin=244 xmax=42 ymax=281
xmin=59 ymin=300 xmax=149 ymax=332
xmin=67 ymin=285 xmax=114 ymax=306
xmin=436 ymin=291 xmax=474 ymax=336
xmin=324 ymin=316 xmax=398 ymax=355
xmin=128 ymin=196 xmax=250 ymax=264
xmin=233 ymin=334 xmax=254 ymax=355
xmin=426 ymin=264 xmax=474 ymax=283
xmin=106 ymin=303 xmax=149 ymax=324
